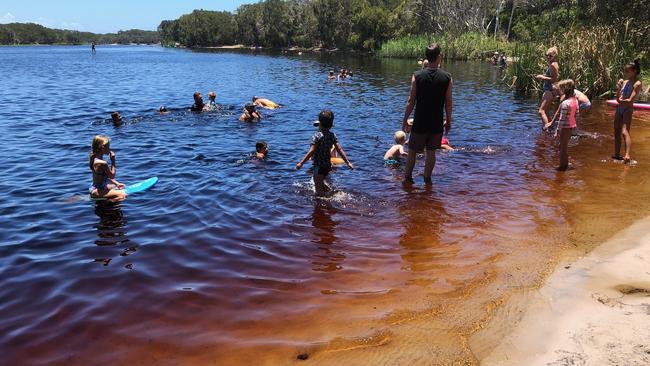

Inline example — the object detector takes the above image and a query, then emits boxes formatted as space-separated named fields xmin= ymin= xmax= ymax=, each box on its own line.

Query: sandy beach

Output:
xmin=474 ymin=216 xmax=650 ymax=365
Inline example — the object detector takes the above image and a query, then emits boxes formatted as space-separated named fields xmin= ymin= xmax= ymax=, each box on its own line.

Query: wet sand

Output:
xmin=474 ymin=215 xmax=650 ymax=366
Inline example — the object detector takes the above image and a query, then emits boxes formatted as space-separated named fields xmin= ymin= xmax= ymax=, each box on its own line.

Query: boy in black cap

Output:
xmin=296 ymin=110 xmax=353 ymax=196
xmin=239 ymin=103 xmax=262 ymax=122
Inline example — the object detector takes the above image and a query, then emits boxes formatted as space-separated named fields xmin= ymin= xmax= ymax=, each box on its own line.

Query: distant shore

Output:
xmin=473 ymin=215 xmax=650 ymax=365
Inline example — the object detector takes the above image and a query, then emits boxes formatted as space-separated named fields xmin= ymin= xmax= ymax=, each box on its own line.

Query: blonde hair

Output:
xmin=89 ymin=135 xmax=110 ymax=170
xmin=547 ymin=47 xmax=558 ymax=61
xmin=422 ymin=59 xmax=429 ymax=69
xmin=394 ymin=130 xmax=407 ymax=143
xmin=208 ymin=91 xmax=216 ymax=99
xmin=558 ymin=79 xmax=575 ymax=98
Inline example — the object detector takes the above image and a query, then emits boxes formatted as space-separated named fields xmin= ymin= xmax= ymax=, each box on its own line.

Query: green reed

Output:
xmin=379 ymin=33 xmax=513 ymax=61
xmin=508 ymin=25 xmax=643 ymax=98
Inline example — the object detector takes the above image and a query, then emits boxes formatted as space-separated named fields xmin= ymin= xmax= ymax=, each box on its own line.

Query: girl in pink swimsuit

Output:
xmin=551 ymin=79 xmax=578 ymax=171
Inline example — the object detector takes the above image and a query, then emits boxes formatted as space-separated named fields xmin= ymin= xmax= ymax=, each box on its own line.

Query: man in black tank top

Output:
xmin=401 ymin=43 xmax=453 ymax=185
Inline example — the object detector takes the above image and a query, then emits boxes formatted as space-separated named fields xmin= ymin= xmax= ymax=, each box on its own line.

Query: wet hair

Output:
xmin=159 ymin=106 xmax=167 ymax=113
xmin=329 ymin=70 xmax=334 ymax=75
xmin=558 ymin=79 xmax=575 ymax=98
xmin=245 ymin=102 xmax=256 ymax=111
xmin=252 ymin=96 xmax=259 ymax=102
xmin=111 ymin=112 xmax=121 ymax=123
xmin=89 ymin=135 xmax=110 ymax=170
xmin=193 ymin=91 xmax=201 ymax=99
xmin=547 ymin=47 xmax=558 ymax=61
xmin=318 ymin=110 xmax=334 ymax=129
xmin=256 ymin=141 xmax=268 ymax=153
xmin=625 ymin=59 xmax=641 ymax=76
xmin=425 ymin=44 xmax=441 ymax=63
xmin=208 ymin=91 xmax=216 ymax=99
xmin=394 ymin=131 xmax=406 ymax=143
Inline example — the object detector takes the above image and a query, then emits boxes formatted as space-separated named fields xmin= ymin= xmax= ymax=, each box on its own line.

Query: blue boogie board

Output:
xmin=122 ymin=177 xmax=158 ymax=195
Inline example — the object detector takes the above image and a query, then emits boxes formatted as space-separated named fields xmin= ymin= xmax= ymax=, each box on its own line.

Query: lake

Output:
xmin=2 ymin=45 xmax=650 ymax=365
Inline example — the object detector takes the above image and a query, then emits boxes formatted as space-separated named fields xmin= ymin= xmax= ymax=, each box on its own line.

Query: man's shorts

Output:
xmin=408 ymin=132 xmax=443 ymax=152
xmin=313 ymin=164 xmax=332 ymax=177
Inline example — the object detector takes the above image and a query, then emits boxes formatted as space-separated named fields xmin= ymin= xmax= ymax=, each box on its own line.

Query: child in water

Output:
xmin=296 ymin=110 xmax=353 ymax=196
xmin=255 ymin=141 xmax=268 ymax=159
xmin=613 ymin=59 xmax=643 ymax=163
xmin=89 ymin=135 xmax=126 ymax=201
xmin=384 ymin=131 xmax=408 ymax=166
xmin=549 ymin=79 xmax=579 ymax=171
xmin=328 ymin=70 xmax=336 ymax=80
xmin=206 ymin=91 xmax=218 ymax=111
xmin=549 ymin=81 xmax=591 ymax=127
xmin=240 ymin=103 xmax=262 ymax=122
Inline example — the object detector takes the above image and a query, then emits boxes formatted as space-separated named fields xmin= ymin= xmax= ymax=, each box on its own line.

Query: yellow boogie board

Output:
xmin=330 ymin=157 xmax=345 ymax=165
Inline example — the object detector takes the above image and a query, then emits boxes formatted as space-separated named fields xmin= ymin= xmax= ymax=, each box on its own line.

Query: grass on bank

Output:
xmin=378 ymin=33 xmax=513 ymax=60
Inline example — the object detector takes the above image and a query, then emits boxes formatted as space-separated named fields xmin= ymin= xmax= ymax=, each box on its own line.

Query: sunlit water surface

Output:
xmin=2 ymin=45 xmax=650 ymax=365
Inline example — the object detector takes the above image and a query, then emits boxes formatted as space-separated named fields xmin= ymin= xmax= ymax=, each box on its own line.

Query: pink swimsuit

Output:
xmin=557 ymin=96 xmax=578 ymax=129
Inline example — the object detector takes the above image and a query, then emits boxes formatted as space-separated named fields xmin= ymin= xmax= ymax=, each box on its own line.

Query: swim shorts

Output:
xmin=313 ymin=164 xmax=332 ymax=177
xmin=384 ymin=159 xmax=400 ymax=167
xmin=408 ymin=132 xmax=443 ymax=152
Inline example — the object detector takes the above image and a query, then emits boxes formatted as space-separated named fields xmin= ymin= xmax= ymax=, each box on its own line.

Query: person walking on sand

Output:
xmin=535 ymin=47 xmax=559 ymax=130
xmin=401 ymin=43 xmax=453 ymax=186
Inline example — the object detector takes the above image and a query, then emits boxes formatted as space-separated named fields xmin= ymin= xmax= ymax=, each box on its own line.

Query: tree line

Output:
xmin=0 ymin=23 xmax=159 ymax=45
xmin=157 ymin=0 xmax=648 ymax=50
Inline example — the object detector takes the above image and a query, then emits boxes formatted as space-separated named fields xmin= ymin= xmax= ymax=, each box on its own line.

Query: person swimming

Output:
xmin=255 ymin=141 xmax=268 ymax=159
xmin=252 ymin=96 xmax=279 ymax=109
xmin=111 ymin=112 xmax=123 ymax=126
xmin=240 ymin=103 xmax=262 ymax=122
xmin=190 ymin=91 xmax=205 ymax=112
xmin=384 ymin=131 xmax=408 ymax=166
xmin=159 ymin=106 xmax=168 ymax=114
xmin=89 ymin=135 xmax=126 ymax=202
xmin=328 ymin=71 xmax=336 ymax=81
xmin=205 ymin=91 xmax=218 ymax=111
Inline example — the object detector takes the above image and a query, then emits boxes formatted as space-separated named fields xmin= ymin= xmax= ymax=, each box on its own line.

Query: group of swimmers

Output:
xmin=536 ymin=46 xmax=643 ymax=169
xmin=327 ymin=69 xmax=353 ymax=81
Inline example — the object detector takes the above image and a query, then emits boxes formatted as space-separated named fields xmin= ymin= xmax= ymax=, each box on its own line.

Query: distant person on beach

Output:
xmin=384 ymin=131 xmax=408 ymax=166
xmin=206 ymin=91 xmax=218 ymax=110
xmin=89 ymin=135 xmax=126 ymax=202
xmin=550 ymin=79 xmax=578 ymax=171
xmin=252 ymin=96 xmax=279 ymax=109
xmin=190 ymin=91 xmax=205 ymax=112
xmin=91 ymin=41 xmax=96 ymax=53
xmin=255 ymin=141 xmax=268 ymax=159
xmin=535 ymin=47 xmax=559 ymax=130
xmin=613 ymin=59 xmax=643 ymax=163
xmin=296 ymin=110 xmax=353 ymax=196
xmin=401 ymin=43 xmax=453 ymax=185
xmin=111 ymin=112 xmax=123 ymax=126
xmin=240 ymin=103 xmax=262 ymax=122
xmin=328 ymin=71 xmax=336 ymax=81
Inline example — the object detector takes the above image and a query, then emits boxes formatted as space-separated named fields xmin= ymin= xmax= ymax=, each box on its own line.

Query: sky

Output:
xmin=0 ymin=0 xmax=249 ymax=34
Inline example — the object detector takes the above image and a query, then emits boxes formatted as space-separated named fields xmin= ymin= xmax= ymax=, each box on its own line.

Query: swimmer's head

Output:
xmin=394 ymin=131 xmax=407 ymax=144
xmin=318 ymin=109 xmax=334 ymax=130
xmin=558 ymin=79 xmax=575 ymax=98
xmin=256 ymin=141 xmax=268 ymax=154
xmin=245 ymin=102 xmax=257 ymax=112
xmin=252 ymin=96 xmax=259 ymax=102
xmin=111 ymin=111 xmax=122 ymax=124
xmin=193 ymin=91 xmax=203 ymax=103
xmin=329 ymin=70 xmax=334 ymax=76
xmin=208 ymin=91 xmax=216 ymax=101
xmin=625 ymin=59 xmax=641 ymax=78
xmin=159 ymin=106 xmax=168 ymax=113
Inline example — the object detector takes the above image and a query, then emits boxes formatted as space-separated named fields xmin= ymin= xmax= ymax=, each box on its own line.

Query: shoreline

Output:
xmin=472 ymin=215 xmax=650 ymax=365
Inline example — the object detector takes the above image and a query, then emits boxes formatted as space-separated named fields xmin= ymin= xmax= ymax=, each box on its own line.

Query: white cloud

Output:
xmin=0 ymin=12 xmax=15 ymax=24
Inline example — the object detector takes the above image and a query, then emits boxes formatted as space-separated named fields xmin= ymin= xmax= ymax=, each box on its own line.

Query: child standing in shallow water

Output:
xmin=614 ymin=60 xmax=642 ymax=163
xmin=296 ymin=110 xmax=353 ymax=196
xmin=550 ymin=80 xmax=578 ymax=171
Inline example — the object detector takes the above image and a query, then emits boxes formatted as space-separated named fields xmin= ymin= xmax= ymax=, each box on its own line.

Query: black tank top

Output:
xmin=413 ymin=68 xmax=451 ymax=134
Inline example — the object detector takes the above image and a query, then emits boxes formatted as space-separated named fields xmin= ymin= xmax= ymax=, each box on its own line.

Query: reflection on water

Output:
xmin=2 ymin=46 xmax=650 ymax=365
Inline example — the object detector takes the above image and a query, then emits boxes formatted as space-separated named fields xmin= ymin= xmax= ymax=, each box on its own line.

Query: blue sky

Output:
xmin=0 ymin=0 xmax=249 ymax=33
